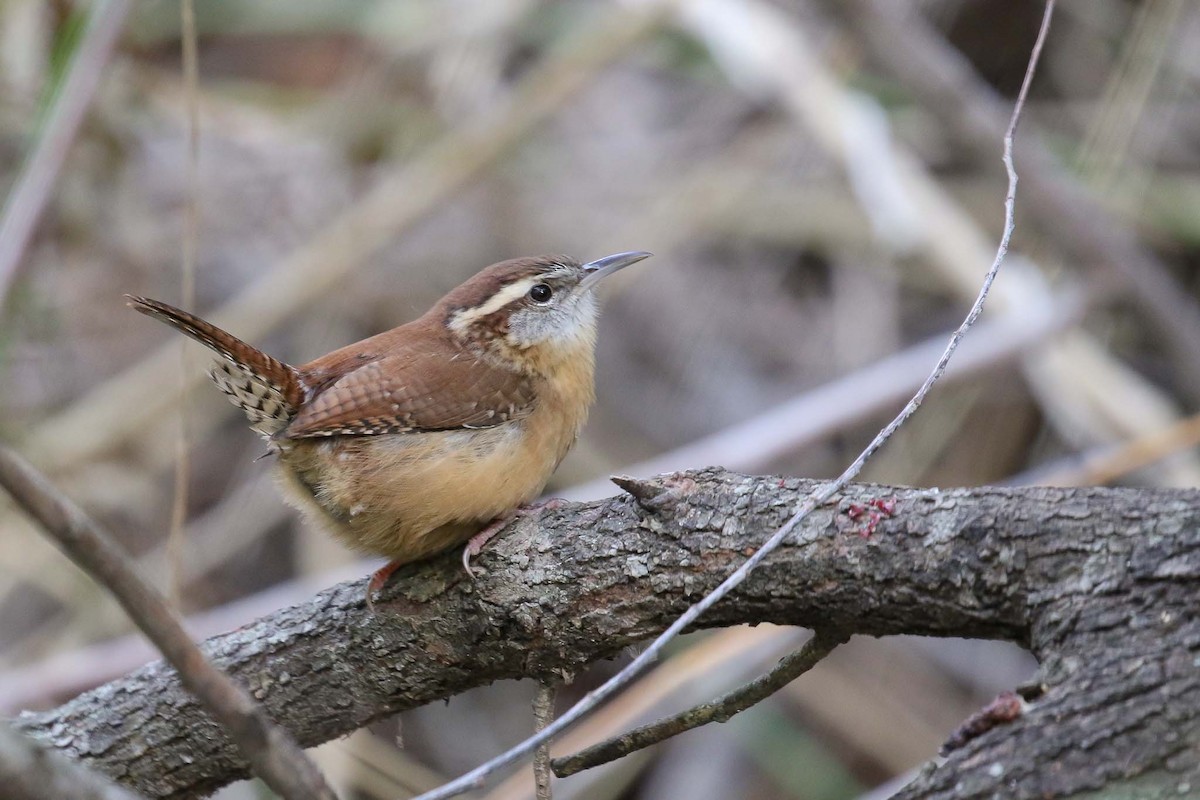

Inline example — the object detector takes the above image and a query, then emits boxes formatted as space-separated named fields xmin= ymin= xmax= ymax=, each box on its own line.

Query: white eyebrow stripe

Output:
xmin=448 ymin=277 xmax=540 ymax=333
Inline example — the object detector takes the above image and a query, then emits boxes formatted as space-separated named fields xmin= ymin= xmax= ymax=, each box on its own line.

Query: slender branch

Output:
xmin=0 ymin=446 xmax=338 ymax=800
xmin=551 ymin=629 xmax=846 ymax=777
xmin=0 ymin=719 xmax=146 ymax=800
xmin=533 ymin=683 xmax=557 ymax=800
xmin=409 ymin=3 xmax=1054 ymax=798
xmin=0 ymin=0 xmax=133 ymax=306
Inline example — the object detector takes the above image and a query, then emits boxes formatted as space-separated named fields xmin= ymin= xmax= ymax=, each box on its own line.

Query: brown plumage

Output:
xmin=128 ymin=251 xmax=650 ymax=599
xmin=127 ymin=298 xmax=304 ymax=437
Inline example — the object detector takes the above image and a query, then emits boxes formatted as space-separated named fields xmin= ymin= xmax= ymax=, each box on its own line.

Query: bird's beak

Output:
xmin=579 ymin=251 xmax=652 ymax=291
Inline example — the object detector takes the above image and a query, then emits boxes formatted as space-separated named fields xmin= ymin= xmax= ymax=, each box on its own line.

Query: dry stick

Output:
xmin=552 ymin=630 xmax=846 ymax=777
xmin=0 ymin=446 xmax=338 ymax=800
xmin=0 ymin=718 xmax=147 ymax=800
xmin=169 ymin=0 xmax=201 ymax=608
xmin=0 ymin=0 xmax=133 ymax=306
xmin=533 ymin=683 xmax=557 ymax=800
xmin=411 ymin=3 xmax=1055 ymax=798
xmin=1010 ymin=408 xmax=1200 ymax=488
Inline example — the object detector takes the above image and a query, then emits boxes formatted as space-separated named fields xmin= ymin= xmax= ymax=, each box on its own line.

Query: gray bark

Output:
xmin=0 ymin=720 xmax=146 ymax=800
xmin=13 ymin=469 xmax=1200 ymax=799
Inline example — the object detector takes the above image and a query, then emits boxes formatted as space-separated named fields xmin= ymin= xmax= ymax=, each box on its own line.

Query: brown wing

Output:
xmin=283 ymin=345 xmax=535 ymax=439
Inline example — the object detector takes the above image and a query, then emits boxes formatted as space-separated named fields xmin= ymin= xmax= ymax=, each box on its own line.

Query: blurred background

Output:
xmin=1 ymin=0 xmax=1196 ymax=797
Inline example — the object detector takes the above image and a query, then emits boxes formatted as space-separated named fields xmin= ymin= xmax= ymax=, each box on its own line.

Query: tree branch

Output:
xmin=0 ymin=446 xmax=336 ymax=800
xmin=533 ymin=682 xmax=557 ymax=800
xmin=550 ymin=628 xmax=846 ymax=777
xmin=13 ymin=469 xmax=1200 ymax=799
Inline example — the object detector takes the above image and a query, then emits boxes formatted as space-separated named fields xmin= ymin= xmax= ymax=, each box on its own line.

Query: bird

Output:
xmin=128 ymin=251 xmax=651 ymax=605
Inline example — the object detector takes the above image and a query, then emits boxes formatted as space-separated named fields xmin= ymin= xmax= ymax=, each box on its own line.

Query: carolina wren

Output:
xmin=128 ymin=251 xmax=651 ymax=600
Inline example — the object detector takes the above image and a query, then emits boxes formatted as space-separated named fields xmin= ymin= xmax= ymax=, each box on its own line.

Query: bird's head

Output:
xmin=436 ymin=251 xmax=651 ymax=373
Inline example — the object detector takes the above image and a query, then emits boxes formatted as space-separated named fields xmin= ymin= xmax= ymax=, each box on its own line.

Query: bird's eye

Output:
xmin=528 ymin=283 xmax=553 ymax=303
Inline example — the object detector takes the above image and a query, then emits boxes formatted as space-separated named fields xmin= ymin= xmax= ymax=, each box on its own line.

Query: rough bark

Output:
xmin=13 ymin=469 xmax=1200 ymax=799
xmin=0 ymin=720 xmax=146 ymax=800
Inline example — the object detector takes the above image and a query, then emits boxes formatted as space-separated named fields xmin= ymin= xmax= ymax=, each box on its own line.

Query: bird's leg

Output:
xmin=462 ymin=498 xmax=567 ymax=577
xmin=366 ymin=560 xmax=404 ymax=612
xmin=369 ymin=498 xmax=569 ymax=608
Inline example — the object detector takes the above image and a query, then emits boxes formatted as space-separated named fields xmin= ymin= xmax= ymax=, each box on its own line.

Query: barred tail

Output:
xmin=126 ymin=295 xmax=304 ymax=437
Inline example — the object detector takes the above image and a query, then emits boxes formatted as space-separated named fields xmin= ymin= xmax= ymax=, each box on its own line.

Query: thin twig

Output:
xmin=533 ymin=683 xmax=557 ymax=800
xmin=0 ymin=445 xmax=338 ymax=800
xmin=169 ymin=0 xmax=201 ymax=607
xmin=479 ymin=626 xmax=798 ymax=799
xmin=410 ymin=2 xmax=1054 ymax=797
xmin=551 ymin=629 xmax=846 ymax=777
xmin=0 ymin=718 xmax=146 ymax=800
xmin=0 ymin=0 xmax=133 ymax=306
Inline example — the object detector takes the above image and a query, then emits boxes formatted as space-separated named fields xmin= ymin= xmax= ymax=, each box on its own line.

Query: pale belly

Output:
xmin=275 ymin=420 xmax=573 ymax=563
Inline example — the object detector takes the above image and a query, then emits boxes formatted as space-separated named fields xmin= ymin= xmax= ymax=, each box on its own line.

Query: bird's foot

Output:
xmin=365 ymin=559 xmax=404 ymax=612
xmin=462 ymin=498 xmax=567 ymax=578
